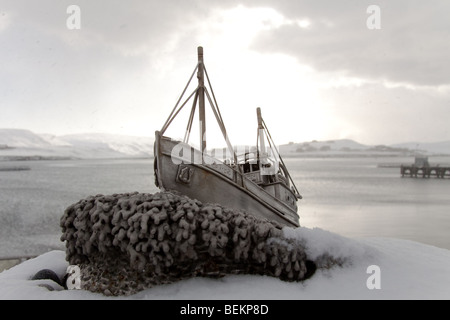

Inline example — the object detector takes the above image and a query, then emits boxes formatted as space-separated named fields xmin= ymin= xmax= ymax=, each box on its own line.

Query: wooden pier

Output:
xmin=401 ymin=165 xmax=450 ymax=178
xmin=400 ymin=156 xmax=450 ymax=178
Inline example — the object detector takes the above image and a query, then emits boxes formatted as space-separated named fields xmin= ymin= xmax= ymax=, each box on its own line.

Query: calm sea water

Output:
xmin=1 ymin=156 xmax=449 ymax=258
xmin=287 ymin=156 xmax=450 ymax=250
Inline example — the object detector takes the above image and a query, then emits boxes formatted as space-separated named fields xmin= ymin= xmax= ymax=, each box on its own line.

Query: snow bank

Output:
xmin=1 ymin=227 xmax=449 ymax=300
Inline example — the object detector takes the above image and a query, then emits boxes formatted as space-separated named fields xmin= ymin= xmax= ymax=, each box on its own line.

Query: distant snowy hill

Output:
xmin=0 ymin=129 xmax=52 ymax=148
xmin=391 ymin=141 xmax=450 ymax=156
xmin=58 ymin=133 xmax=153 ymax=157
xmin=279 ymin=139 xmax=369 ymax=154
xmin=278 ymin=139 xmax=450 ymax=157
xmin=1 ymin=129 xmax=450 ymax=160
xmin=0 ymin=129 xmax=153 ymax=159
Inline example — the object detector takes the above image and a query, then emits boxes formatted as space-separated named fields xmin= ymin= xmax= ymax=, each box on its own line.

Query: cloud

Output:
xmin=0 ymin=0 xmax=223 ymax=135
xmin=249 ymin=0 xmax=450 ymax=87
xmin=1 ymin=0 xmax=449 ymax=145
xmin=319 ymin=83 xmax=450 ymax=144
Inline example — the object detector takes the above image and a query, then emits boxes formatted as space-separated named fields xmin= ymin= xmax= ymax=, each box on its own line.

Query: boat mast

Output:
xmin=257 ymin=107 xmax=268 ymax=166
xmin=160 ymin=46 xmax=238 ymax=167
xmin=257 ymin=108 xmax=302 ymax=199
xmin=197 ymin=46 xmax=207 ymax=156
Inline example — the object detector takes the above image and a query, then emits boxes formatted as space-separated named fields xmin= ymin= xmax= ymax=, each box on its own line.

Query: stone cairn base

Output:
xmin=60 ymin=191 xmax=316 ymax=296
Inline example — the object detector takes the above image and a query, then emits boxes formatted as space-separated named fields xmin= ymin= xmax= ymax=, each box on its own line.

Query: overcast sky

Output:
xmin=1 ymin=0 xmax=449 ymax=146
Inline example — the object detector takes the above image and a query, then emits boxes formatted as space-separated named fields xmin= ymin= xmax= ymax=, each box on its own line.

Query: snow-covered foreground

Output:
xmin=1 ymin=227 xmax=449 ymax=300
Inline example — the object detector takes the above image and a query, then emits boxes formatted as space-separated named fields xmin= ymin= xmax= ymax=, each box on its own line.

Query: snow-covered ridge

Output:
xmin=279 ymin=139 xmax=450 ymax=156
xmin=1 ymin=128 xmax=450 ymax=160
xmin=390 ymin=141 xmax=450 ymax=156
xmin=0 ymin=129 xmax=154 ymax=159
xmin=0 ymin=129 xmax=52 ymax=148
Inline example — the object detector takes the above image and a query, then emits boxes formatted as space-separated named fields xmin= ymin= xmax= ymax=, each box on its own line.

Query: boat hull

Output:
xmin=154 ymin=132 xmax=300 ymax=228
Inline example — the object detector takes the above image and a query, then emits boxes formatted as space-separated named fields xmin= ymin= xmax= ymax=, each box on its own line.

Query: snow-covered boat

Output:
xmin=154 ymin=47 xmax=301 ymax=227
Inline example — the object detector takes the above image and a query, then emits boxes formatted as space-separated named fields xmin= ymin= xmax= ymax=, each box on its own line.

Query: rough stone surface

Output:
xmin=60 ymin=191 xmax=316 ymax=296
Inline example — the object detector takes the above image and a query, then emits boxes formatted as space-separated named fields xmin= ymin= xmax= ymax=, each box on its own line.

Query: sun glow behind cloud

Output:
xmin=2 ymin=1 xmax=449 ymax=146
xmin=160 ymin=5 xmax=332 ymax=148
